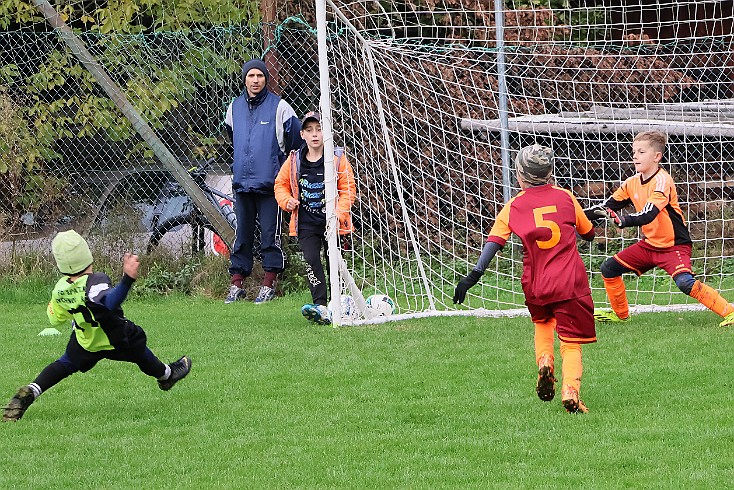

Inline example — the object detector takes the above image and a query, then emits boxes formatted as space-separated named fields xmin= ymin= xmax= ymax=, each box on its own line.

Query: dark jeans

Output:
xmin=229 ymin=191 xmax=285 ymax=276
xmin=299 ymin=230 xmax=328 ymax=306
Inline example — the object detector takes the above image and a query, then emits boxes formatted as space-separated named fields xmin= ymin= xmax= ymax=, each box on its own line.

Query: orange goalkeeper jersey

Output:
xmin=487 ymin=184 xmax=594 ymax=305
xmin=608 ymin=167 xmax=690 ymax=248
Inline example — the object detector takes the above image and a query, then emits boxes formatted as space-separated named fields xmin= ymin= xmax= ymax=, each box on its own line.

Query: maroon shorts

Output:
xmin=526 ymin=294 xmax=596 ymax=344
xmin=613 ymin=241 xmax=692 ymax=278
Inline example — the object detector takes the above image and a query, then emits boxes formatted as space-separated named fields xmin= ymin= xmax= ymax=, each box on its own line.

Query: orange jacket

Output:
xmin=274 ymin=147 xmax=357 ymax=237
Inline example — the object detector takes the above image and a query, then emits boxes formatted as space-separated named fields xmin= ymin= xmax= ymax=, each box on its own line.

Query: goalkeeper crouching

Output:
xmin=454 ymin=145 xmax=597 ymax=414
xmin=2 ymin=230 xmax=191 ymax=422
xmin=586 ymin=130 xmax=734 ymax=327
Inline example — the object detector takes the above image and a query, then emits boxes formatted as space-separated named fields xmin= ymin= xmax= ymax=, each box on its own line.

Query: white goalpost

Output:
xmin=318 ymin=0 xmax=734 ymax=325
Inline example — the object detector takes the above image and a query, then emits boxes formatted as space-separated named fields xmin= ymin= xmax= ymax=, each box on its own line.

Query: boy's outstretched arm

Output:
xmin=99 ymin=253 xmax=139 ymax=311
xmin=453 ymin=241 xmax=503 ymax=304
xmin=604 ymin=205 xmax=659 ymax=229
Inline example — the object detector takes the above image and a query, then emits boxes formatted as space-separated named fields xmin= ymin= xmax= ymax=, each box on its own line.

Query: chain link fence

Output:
xmin=1 ymin=2 xmax=319 ymax=269
xmin=2 ymin=1 xmax=733 ymax=307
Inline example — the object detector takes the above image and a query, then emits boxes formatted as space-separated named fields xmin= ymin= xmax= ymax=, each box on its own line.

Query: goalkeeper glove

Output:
xmin=453 ymin=270 xmax=483 ymax=304
xmin=605 ymin=208 xmax=628 ymax=228
xmin=583 ymin=206 xmax=607 ymax=223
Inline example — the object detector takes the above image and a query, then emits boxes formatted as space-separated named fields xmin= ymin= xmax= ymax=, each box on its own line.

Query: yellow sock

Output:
xmin=560 ymin=341 xmax=582 ymax=393
xmin=534 ymin=319 xmax=556 ymax=365
xmin=603 ymin=276 xmax=629 ymax=320
xmin=689 ymin=281 xmax=734 ymax=318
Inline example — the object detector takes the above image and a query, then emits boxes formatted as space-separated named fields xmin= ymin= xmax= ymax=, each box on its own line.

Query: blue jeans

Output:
xmin=229 ymin=191 xmax=285 ymax=276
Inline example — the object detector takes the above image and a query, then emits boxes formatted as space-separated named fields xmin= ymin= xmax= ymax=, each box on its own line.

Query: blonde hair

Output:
xmin=633 ymin=131 xmax=667 ymax=154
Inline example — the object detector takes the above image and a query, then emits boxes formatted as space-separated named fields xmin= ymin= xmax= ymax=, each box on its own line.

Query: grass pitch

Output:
xmin=1 ymin=284 xmax=733 ymax=488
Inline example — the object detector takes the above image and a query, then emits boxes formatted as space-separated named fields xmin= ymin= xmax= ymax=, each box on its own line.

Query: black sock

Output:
xmin=33 ymin=360 xmax=75 ymax=393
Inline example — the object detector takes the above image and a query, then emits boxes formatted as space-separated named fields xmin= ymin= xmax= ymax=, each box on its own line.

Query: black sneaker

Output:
xmin=158 ymin=356 xmax=192 ymax=391
xmin=3 ymin=385 xmax=35 ymax=422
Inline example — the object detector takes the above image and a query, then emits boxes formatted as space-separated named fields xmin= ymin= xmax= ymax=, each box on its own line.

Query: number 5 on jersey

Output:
xmin=533 ymin=206 xmax=560 ymax=249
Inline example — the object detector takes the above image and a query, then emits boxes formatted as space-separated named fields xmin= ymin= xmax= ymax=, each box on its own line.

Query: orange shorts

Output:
xmin=526 ymin=294 xmax=597 ymax=344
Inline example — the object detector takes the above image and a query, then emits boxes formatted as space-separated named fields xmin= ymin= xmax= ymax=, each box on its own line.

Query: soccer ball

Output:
xmin=365 ymin=294 xmax=395 ymax=317
xmin=328 ymin=295 xmax=358 ymax=320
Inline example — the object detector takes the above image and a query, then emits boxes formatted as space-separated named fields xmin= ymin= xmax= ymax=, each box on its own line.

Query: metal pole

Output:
xmin=495 ymin=0 xmax=512 ymax=202
xmin=33 ymin=0 xmax=235 ymax=246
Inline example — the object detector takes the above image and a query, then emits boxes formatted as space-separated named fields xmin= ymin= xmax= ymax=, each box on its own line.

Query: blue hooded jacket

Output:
xmin=228 ymin=91 xmax=302 ymax=194
xmin=227 ymin=60 xmax=302 ymax=194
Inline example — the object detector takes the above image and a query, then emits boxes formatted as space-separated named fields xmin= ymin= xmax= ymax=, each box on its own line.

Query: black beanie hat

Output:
xmin=242 ymin=59 xmax=269 ymax=82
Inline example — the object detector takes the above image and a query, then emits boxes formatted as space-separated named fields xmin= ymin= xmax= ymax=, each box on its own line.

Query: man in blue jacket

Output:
xmin=224 ymin=59 xmax=303 ymax=304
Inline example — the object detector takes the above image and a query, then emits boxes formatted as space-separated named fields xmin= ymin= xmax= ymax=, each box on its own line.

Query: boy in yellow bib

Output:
xmin=3 ymin=230 xmax=191 ymax=422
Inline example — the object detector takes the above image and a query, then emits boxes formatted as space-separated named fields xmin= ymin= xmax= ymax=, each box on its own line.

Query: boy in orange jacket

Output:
xmin=275 ymin=111 xmax=357 ymax=325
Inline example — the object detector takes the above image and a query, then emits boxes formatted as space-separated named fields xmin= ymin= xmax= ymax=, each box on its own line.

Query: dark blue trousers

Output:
xmin=229 ymin=191 xmax=285 ymax=276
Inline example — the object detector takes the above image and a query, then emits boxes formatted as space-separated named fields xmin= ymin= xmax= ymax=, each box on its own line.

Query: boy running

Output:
xmin=454 ymin=145 xmax=596 ymax=413
xmin=3 ymin=230 xmax=191 ymax=422
xmin=590 ymin=131 xmax=734 ymax=326
xmin=274 ymin=111 xmax=357 ymax=325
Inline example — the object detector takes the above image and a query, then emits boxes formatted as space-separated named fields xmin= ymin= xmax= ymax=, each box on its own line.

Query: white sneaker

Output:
xmin=254 ymin=286 xmax=276 ymax=304
xmin=224 ymin=285 xmax=245 ymax=304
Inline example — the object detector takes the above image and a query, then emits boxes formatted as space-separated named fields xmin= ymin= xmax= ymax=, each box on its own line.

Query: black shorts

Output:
xmin=63 ymin=321 xmax=150 ymax=373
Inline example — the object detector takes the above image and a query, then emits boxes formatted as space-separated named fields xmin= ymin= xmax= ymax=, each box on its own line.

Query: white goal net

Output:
xmin=2 ymin=0 xmax=732 ymax=322
xmin=321 ymin=0 xmax=734 ymax=322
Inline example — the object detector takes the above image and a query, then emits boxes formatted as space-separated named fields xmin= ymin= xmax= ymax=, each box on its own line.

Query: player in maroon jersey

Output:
xmin=454 ymin=145 xmax=596 ymax=413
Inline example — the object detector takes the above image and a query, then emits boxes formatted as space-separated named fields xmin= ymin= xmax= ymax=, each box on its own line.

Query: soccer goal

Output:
xmin=318 ymin=1 xmax=734 ymax=324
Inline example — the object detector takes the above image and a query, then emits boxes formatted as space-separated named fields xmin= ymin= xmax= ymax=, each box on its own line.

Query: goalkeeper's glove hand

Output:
xmin=605 ymin=208 xmax=628 ymax=228
xmin=453 ymin=270 xmax=483 ymax=304
xmin=583 ymin=205 xmax=607 ymax=223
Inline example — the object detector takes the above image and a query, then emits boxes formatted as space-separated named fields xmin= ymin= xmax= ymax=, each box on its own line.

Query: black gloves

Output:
xmin=584 ymin=205 xmax=606 ymax=222
xmin=453 ymin=270 xmax=483 ymax=304
xmin=603 ymin=208 xmax=627 ymax=228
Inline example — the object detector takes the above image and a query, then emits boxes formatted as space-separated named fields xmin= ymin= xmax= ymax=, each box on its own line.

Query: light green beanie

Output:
xmin=51 ymin=230 xmax=93 ymax=275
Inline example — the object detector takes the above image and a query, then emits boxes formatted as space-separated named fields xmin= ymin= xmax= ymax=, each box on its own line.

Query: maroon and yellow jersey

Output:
xmin=487 ymin=185 xmax=594 ymax=305
xmin=607 ymin=167 xmax=690 ymax=248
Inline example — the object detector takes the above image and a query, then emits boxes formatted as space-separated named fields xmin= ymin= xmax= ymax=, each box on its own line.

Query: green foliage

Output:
xmin=133 ymin=258 xmax=202 ymax=295
xmin=0 ymin=88 xmax=66 ymax=233
xmin=3 ymin=0 xmax=260 ymax=180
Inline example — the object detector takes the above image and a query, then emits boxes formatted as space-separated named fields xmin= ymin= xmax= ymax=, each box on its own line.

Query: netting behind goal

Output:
xmin=323 ymin=1 xmax=734 ymax=318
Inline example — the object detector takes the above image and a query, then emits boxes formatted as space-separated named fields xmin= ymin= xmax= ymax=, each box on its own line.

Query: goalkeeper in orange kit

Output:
xmin=454 ymin=145 xmax=596 ymax=413
xmin=587 ymin=131 xmax=734 ymax=327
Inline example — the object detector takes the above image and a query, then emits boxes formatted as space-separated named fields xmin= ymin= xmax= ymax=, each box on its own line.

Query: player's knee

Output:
xmin=600 ymin=258 xmax=625 ymax=278
xmin=674 ymin=273 xmax=696 ymax=295
xmin=55 ymin=356 xmax=79 ymax=376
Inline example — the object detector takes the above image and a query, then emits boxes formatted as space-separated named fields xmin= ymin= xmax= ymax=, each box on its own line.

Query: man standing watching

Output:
xmin=224 ymin=58 xmax=303 ymax=304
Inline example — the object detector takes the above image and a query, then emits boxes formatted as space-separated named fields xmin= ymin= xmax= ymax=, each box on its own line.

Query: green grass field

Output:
xmin=1 ymin=284 xmax=733 ymax=488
